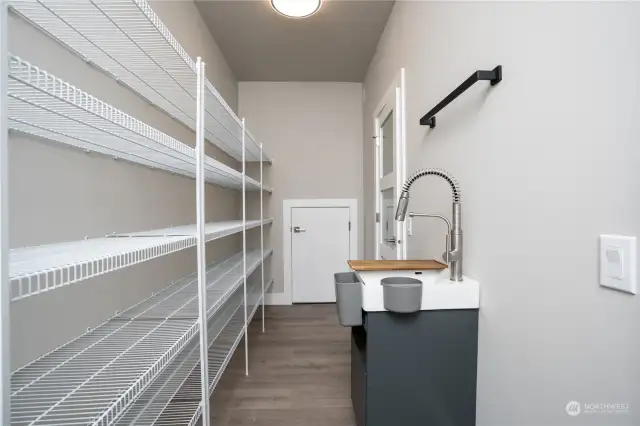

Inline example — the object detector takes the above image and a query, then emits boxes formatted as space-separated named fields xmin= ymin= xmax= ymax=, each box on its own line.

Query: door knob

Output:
xmin=385 ymin=237 xmax=397 ymax=244
xmin=293 ymin=226 xmax=306 ymax=233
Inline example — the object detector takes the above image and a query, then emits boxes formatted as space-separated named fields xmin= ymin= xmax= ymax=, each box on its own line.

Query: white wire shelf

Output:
xmin=265 ymin=278 xmax=274 ymax=298
xmin=169 ymin=277 xmax=272 ymax=426
xmin=112 ymin=285 xmax=244 ymax=426
xmin=114 ymin=218 xmax=273 ymax=239
xmin=10 ymin=249 xmax=272 ymax=426
xmin=120 ymin=249 xmax=272 ymax=321
xmin=246 ymin=175 xmax=273 ymax=194
xmin=9 ymin=0 xmax=270 ymax=163
xmin=249 ymin=278 xmax=273 ymax=324
xmin=108 ymin=276 xmax=273 ymax=426
xmin=166 ymin=301 xmax=246 ymax=426
xmin=6 ymin=54 xmax=266 ymax=192
xmin=246 ymin=275 xmax=265 ymax=321
xmin=10 ymin=219 xmax=273 ymax=301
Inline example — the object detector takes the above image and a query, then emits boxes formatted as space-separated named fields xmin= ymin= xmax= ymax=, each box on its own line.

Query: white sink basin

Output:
xmin=354 ymin=268 xmax=479 ymax=312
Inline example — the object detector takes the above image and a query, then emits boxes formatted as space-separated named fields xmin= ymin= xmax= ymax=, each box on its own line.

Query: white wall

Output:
xmin=363 ymin=2 xmax=640 ymax=425
xmin=8 ymin=1 xmax=242 ymax=369
xmin=239 ymin=82 xmax=363 ymax=298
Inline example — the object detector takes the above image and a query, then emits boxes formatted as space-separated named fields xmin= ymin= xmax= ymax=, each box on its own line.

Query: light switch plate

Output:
xmin=600 ymin=235 xmax=636 ymax=294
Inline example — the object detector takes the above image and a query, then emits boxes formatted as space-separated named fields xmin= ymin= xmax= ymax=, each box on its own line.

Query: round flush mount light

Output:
xmin=271 ymin=0 xmax=322 ymax=18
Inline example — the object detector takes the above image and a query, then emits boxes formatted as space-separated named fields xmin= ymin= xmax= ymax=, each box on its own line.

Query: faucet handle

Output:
xmin=448 ymin=247 xmax=462 ymax=262
xmin=442 ymin=233 xmax=450 ymax=264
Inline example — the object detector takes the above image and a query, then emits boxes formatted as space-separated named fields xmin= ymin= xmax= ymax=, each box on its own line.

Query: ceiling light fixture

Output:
xmin=271 ymin=0 xmax=322 ymax=18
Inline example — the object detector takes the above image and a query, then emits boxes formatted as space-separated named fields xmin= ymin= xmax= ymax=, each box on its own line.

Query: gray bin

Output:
xmin=381 ymin=277 xmax=423 ymax=313
xmin=334 ymin=272 xmax=363 ymax=327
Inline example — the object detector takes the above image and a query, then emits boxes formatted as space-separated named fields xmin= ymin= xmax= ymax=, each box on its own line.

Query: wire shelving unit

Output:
xmin=9 ymin=0 xmax=269 ymax=163
xmin=112 ymin=276 xmax=274 ymax=426
xmin=11 ymin=249 xmax=272 ymax=426
xmin=0 ymin=1 xmax=274 ymax=425
xmin=7 ymin=55 xmax=267 ymax=192
xmin=10 ymin=218 xmax=273 ymax=301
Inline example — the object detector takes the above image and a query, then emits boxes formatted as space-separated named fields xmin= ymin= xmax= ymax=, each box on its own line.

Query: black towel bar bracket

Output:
xmin=420 ymin=65 xmax=502 ymax=128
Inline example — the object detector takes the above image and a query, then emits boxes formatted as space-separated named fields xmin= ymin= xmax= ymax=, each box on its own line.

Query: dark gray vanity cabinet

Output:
xmin=351 ymin=325 xmax=367 ymax=426
xmin=350 ymin=309 xmax=479 ymax=426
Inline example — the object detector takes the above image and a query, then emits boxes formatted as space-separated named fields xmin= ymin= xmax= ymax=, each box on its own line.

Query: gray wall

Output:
xmin=239 ymin=82 xmax=363 ymax=296
xmin=148 ymin=0 xmax=238 ymax=113
xmin=9 ymin=1 xmax=242 ymax=369
xmin=363 ymin=2 xmax=639 ymax=425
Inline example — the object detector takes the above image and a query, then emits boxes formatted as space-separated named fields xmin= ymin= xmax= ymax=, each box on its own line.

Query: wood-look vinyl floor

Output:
xmin=210 ymin=304 xmax=356 ymax=426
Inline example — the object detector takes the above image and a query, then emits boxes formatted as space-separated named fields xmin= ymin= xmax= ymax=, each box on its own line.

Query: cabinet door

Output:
xmin=351 ymin=326 xmax=367 ymax=426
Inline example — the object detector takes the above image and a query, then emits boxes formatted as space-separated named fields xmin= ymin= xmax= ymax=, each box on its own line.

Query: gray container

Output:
xmin=334 ymin=272 xmax=363 ymax=326
xmin=381 ymin=277 xmax=423 ymax=313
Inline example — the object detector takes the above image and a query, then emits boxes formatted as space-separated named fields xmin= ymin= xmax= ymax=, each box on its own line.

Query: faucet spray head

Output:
xmin=395 ymin=191 xmax=410 ymax=221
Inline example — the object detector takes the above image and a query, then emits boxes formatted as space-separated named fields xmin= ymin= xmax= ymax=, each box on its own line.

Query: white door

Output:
xmin=291 ymin=207 xmax=351 ymax=303
xmin=374 ymin=70 xmax=407 ymax=260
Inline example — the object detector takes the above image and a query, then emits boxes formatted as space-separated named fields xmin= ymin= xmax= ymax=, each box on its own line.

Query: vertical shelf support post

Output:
xmin=260 ymin=143 xmax=265 ymax=332
xmin=242 ymin=118 xmax=249 ymax=377
xmin=0 ymin=2 xmax=10 ymax=424
xmin=195 ymin=58 xmax=211 ymax=426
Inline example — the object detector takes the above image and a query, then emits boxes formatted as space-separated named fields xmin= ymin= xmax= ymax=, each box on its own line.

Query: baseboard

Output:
xmin=265 ymin=292 xmax=292 ymax=305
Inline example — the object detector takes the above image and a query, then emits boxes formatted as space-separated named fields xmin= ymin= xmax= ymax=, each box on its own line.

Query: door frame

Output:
xmin=281 ymin=199 xmax=358 ymax=306
xmin=374 ymin=69 xmax=407 ymax=260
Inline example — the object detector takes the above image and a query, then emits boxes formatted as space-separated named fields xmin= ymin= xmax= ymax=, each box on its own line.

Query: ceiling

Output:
xmin=195 ymin=0 xmax=395 ymax=82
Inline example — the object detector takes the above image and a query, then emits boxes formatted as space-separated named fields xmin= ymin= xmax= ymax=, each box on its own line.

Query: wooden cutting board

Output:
xmin=348 ymin=259 xmax=446 ymax=271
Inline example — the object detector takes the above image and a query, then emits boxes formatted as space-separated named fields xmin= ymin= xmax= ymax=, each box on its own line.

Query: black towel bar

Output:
xmin=419 ymin=65 xmax=502 ymax=128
